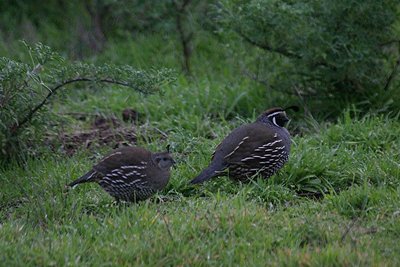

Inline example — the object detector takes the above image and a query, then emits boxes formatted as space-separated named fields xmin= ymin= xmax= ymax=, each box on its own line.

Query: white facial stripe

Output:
xmin=272 ymin=117 xmax=279 ymax=127
xmin=267 ymin=111 xmax=285 ymax=118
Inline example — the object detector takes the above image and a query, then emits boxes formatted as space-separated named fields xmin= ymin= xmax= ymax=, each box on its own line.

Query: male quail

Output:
xmin=190 ymin=106 xmax=298 ymax=184
xmin=68 ymin=146 xmax=175 ymax=202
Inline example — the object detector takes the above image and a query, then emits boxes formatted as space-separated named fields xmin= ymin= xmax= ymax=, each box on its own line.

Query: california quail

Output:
xmin=68 ymin=146 xmax=175 ymax=202
xmin=190 ymin=106 xmax=298 ymax=184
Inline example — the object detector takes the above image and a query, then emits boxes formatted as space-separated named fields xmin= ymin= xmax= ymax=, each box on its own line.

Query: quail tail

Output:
xmin=190 ymin=162 xmax=225 ymax=184
xmin=68 ymin=170 xmax=97 ymax=188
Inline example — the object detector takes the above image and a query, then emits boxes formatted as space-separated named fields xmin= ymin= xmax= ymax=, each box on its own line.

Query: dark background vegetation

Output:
xmin=1 ymin=1 xmax=400 ymax=265
xmin=1 ymin=0 xmax=400 ymax=161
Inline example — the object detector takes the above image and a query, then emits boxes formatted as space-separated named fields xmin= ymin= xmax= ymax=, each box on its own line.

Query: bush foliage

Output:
xmin=218 ymin=0 xmax=400 ymax=96
xmin=0 ymin=42 xmax=175 ymax=162
xmin=0 ymin=1 xmax=399 ymax=162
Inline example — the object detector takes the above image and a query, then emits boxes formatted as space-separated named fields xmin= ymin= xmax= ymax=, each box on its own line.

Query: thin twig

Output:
xmin=383 ymin=55 xmax=400 ymax=91
xmin=341 ymin=217 xmax=359 ymax=243
xmin=380 ymin=39 xmax=400 ymax=47
xmin=12 ymin=77 xmax=145 ymax=133
xmin=161 ymin=212 xmax=175 ymax=241
xmin=293 ymin=85 xmax=319 ymax=127
xmin=236 ymin=30 xmax=302 ymax=59
xmin=241 ymin=68 xmax=269 ymax=87
xmin=58 ymin=111 xmax=98 ymax=117
xmin=236 ymin=30 xmax=336 ymax=70
xmin=152 ymin=127 xmax=169 ymax=138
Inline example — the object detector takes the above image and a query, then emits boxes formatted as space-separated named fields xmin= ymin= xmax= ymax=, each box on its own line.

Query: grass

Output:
xmin=1 ymin=34 xmax=400 ymax=266
xmin=2 ymin=194 xmax=399 ymax=266
xmin=1 ymin=108 xmax=400 ymax=266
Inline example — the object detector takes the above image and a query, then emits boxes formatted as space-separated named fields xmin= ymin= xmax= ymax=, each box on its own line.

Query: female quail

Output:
xmin=190 ymin=107 xmax=297 ymax=184
xmin=68 ymin=146 xmax=175 ymax=202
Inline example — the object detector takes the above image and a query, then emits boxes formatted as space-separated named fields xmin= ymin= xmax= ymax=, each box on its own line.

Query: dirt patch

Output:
xmin=47 ymin=110 xmax=142 ymax=155
xmin=60 ymin=128 xmax=136 ymax=156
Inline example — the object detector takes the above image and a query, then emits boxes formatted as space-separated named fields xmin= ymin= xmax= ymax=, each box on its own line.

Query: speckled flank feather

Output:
xmin=67 ymin=146 xmax=174 ymax=202
xmin=96 ymin=162 xmax=155 ymax=201
xmin=227 ymin=134 xmax=289 ymax=181
xmin=190 ymin=107 xmax=292 ymax=184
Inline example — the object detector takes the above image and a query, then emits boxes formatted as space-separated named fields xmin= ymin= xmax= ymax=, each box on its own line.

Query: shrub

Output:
xmin=0 ymin=42 xmax=175 ymax=163
xmin=217 ymin=0 xmax=400 ymax=98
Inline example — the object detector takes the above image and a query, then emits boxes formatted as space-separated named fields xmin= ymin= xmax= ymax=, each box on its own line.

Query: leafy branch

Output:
xmin=14 ymin=77 xmax=136 ymax=133
xmin=236 ymin=30 xmax=302 ymax=59
xmin=0 ymin=42 xmax=175 ymax=161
